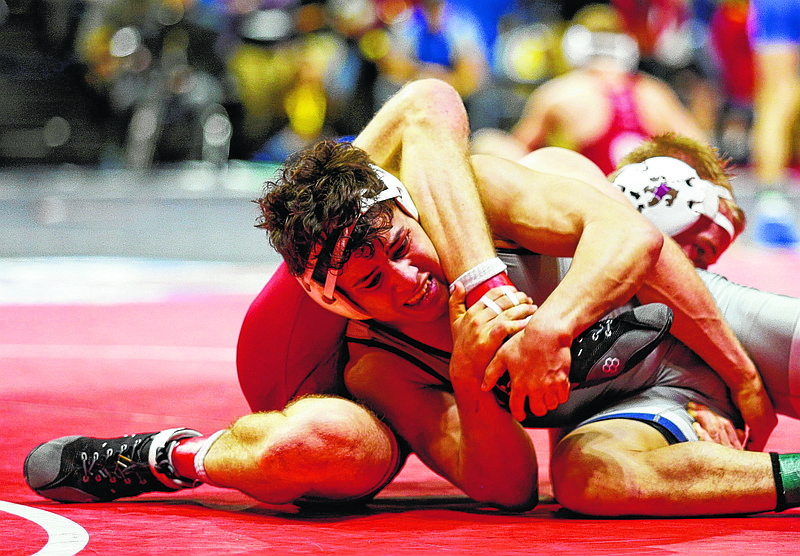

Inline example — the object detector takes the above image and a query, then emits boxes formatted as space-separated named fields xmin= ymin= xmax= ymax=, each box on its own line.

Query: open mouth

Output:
xmin=405 ymin=275 xmax=432 ymax=307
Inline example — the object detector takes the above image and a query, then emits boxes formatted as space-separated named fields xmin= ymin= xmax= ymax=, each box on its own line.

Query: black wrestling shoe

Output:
xmin=493 ymin=303 xmax=673 ymax=404
xmin=567 ymin=303 xmax=673 ymax=388
xmin=24 ymin=428 xmax=201 ymax=503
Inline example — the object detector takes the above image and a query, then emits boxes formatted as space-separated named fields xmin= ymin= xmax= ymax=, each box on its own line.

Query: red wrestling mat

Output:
xmin=2 ymin=250 xmax=800 ymax=555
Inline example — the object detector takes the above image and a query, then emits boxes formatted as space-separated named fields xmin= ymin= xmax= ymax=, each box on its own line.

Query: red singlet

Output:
xmin=578 ymin=75 xmax=649 ymax=175
xmin=236 ymin=263 xmax=349 ymax=412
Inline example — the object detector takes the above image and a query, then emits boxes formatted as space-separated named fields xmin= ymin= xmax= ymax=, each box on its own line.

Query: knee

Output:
xmin=231 ymin=396 xmax=398 ymax=497
xmin=283 ymin=396 xmax=395 ymax=463
xmin=550 ymin=430 xmax=639 ymax=516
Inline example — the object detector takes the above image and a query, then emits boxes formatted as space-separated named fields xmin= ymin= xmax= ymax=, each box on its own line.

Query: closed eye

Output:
xmin=391 ymin=233 xmax=410 ymax=260
xmin=364 ymin=273 xmax=381 ymax=289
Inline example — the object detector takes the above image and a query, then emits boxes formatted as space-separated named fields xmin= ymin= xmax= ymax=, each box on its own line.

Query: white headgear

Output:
xmin=561 ymin=25 xmax=639 ymax=72
xmin=613 ymin=156 xmax=735 ymax=239
xmin=297 ymin=166 xmax=419 ymax=320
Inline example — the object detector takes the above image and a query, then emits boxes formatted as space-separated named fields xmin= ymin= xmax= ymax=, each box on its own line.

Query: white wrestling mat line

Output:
xmin=0 ymin=257 xmax=278 ymax=305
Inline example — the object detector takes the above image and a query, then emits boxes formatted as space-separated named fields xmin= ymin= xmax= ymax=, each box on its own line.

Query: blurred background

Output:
xmin=0 ymin=0 xmax=794 ymax=265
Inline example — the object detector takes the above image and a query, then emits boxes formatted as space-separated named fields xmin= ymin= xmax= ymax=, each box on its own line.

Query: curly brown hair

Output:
xmin=612 ymin=133 xmax=746 ymax=236
xmin=255 ymin=140 xmax=394 ymax=278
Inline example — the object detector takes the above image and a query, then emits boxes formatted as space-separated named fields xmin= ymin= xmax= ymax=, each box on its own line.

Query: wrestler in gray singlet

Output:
xmin=347 ymin=249 xmax=800 ymax=445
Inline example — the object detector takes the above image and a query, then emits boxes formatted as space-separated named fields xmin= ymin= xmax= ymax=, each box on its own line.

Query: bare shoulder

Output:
xmin=635 ymin=72 xmax=680 ymax=97
xmin=534 ymin=70 xmax=597 ymax=102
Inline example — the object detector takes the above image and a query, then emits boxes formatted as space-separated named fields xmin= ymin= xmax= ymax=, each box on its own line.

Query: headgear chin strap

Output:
xmin=613 ymin=156 xmax=735 ymax=239
xmin=297 ymin=165 xmax=419 ymax=320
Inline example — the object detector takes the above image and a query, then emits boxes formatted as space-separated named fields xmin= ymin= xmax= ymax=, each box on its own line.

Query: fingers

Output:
xmin=476 ymin=288 xmax=532 ymax=314
xmin=449 ymin=280 xmax=467 ymax=322
xmin=692 ymin=421 xmax=713 ymax=443
xmin=556 ymin=377 xmax=570 ymax=404
xmin=482 ymin=355 xmax=506 ymax=391
xmin=509 ymin=390 xmax=533 ymax=421
xmin=543 ymin=390 xmax=561 ymax=412
xmin=473 ymin=290 xmax=536 ymax=327
xmin=508 ymin=384 xmax=565 ymax=421
xmin=737 ymin=428 xmax=747 ymax=446
xmin=688 ymin=402 xmax=745 ymax=450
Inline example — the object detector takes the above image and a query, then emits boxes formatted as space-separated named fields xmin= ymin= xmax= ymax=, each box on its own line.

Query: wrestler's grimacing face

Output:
xmin=336 ymin=207 xmax=449 ymax=324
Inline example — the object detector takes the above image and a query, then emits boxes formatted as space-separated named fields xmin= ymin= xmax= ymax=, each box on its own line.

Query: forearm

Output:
xmin=354 ymin=79 xmax=496 ymax=281
xmin=347 ymin=351 xmax=538 ymax=509
xmin=636 ymin=236 xmax=763 ymax=391
xmin=450 ymin=373 xmax=539 ymax=509
xmin=525 ymin=218 xmax=663 ymax=344
xmin=471 ymin=153 xmax=664 ymax=354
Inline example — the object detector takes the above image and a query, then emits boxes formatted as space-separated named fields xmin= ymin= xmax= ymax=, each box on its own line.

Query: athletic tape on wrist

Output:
xmin=449 ymin=257 xmax=508 ymax=295
xmin=465 ymin=273 xmax=516 ymax=308
xmin=194 ymin=430 xmax=226 ymax=486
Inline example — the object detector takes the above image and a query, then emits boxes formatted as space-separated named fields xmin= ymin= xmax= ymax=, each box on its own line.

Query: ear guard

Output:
xmin=613 ymin=156 xmax=735 ymax=239
xmin=297 ymin=166 xmax=419 ymax=319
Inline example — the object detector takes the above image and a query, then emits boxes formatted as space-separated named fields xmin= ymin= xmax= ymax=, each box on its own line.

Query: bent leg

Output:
xmin=551 ymin=419 xmax=776 ymax=516
xmin=203 ymin=396 xmax=402 ymax=504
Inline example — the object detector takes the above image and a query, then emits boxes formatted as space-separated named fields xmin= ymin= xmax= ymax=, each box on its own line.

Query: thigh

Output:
xmin=554 ymin=418 xmax=671 ymax=465
xmin=550 ymin=418 xmax=670 ymax=509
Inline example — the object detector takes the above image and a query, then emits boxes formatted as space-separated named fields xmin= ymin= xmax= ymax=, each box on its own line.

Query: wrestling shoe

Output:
xmin=24 ymin=428 xmax=201 ymax=503
xmin=493 ymin=303 xmax=673 ymax=405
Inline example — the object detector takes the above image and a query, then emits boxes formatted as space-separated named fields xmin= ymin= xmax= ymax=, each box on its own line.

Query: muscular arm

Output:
xmin=634 ymin=239 xmax=775 ymax=449
xmin=507 ymin=147 xmax=776 ymax=448
xmin=510 ymin=86 xmax=554 ymax=152
xmin=638 ymin=76 xmax=707 ymax=141
xmin=471 ymin=154 xmax=665 ymax=419
xmin=353 ymin=79 xmax=496 ymax=282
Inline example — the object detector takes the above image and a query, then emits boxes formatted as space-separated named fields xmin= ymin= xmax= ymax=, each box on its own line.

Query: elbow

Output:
xmin=462 ymin=477 xmax=539 ymax=511
xmin=399 ymin=79 xmax=470 ymax=139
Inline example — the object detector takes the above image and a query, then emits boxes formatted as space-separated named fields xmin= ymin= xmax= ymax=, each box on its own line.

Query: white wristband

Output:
xmin=449 ymin=257 xmax=508 ymax=295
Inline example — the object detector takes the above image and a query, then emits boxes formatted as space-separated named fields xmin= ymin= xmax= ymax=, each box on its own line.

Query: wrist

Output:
xmin=449 ymin=258 xmax=515 ymax=308
xmin=524 ymin=310 xmax=573 ymax=348
xmin=449 ymin=359 xmax=485 ymax=392
xmin=464 ymin=273 xmax=516 ymax=308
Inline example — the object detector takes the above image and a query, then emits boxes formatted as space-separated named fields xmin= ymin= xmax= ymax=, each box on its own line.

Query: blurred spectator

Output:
xmin=472 ymin=4 xmax=706 ymax=176
xmin=324 ymin=0 xmax=383 ymax=138
xmin=612 ymin=0 xmax=720 ymax=145
xmin=250 ymin=1 xmax=383 ymax=161
xmin=373 ymin=0 xmax=490 ymax=108
xmin=74 ymin=0 xmax=234 ymax=168
xmin=708 ymin=0 xmax=754 ymax=165
xmin=747 ymin=0 xmax=800 ymax=248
